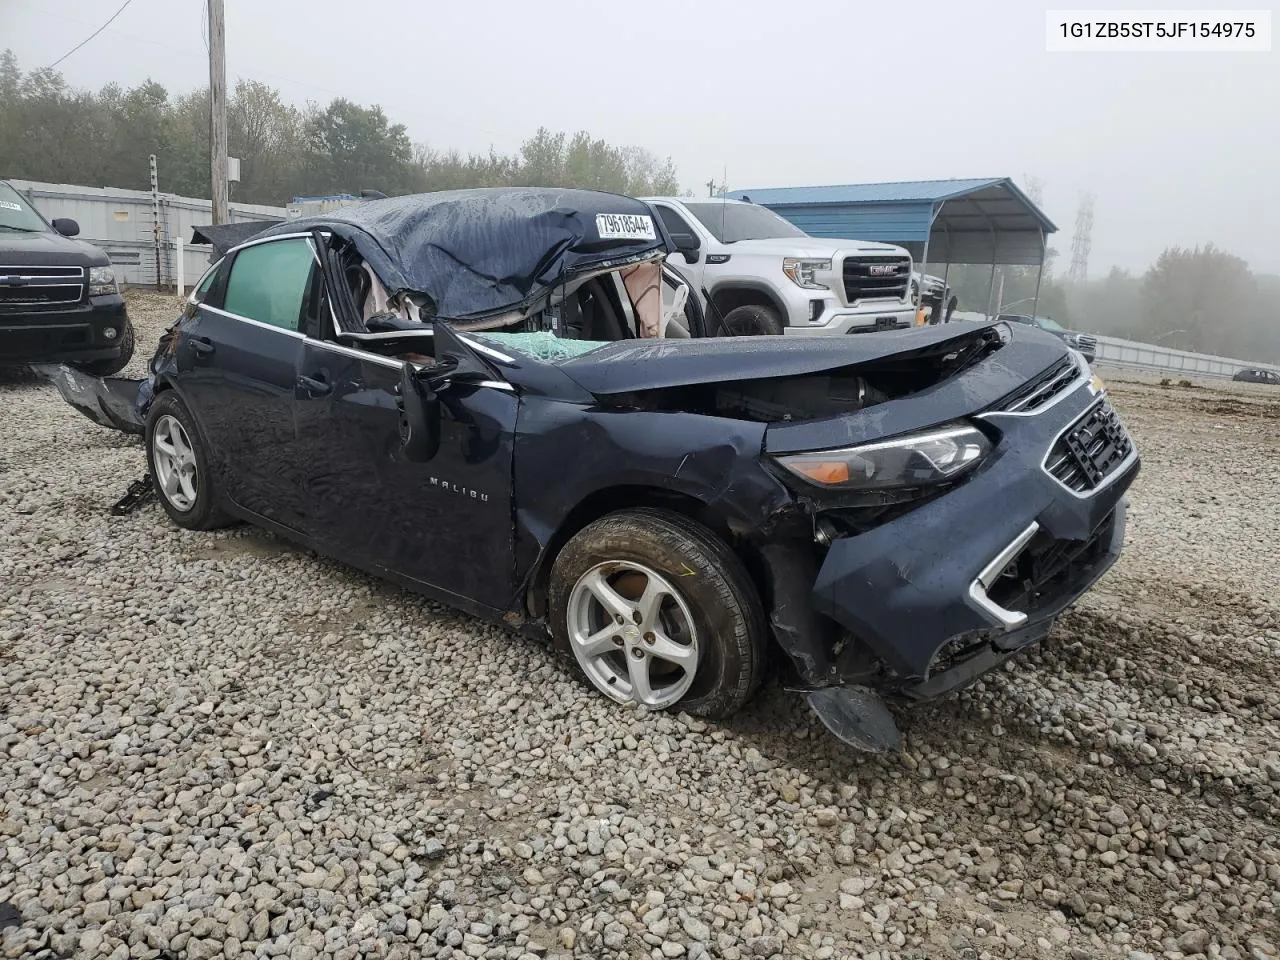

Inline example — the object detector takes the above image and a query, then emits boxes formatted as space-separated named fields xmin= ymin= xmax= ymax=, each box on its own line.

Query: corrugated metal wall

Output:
xmin=766 ymin=201 xmax=932 ymax=242
xmin=9 ymin=180 xmax=285 ymax=288
xmin=765 ymin=201 xmax=1046 ymax=266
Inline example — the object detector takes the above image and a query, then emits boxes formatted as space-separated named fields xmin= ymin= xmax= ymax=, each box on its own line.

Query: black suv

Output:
xmin=0 ymin=180 xmax=134 ymax=374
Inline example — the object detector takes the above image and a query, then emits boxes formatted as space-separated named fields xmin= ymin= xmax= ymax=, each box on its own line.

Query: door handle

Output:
xmin=189 ymin=337 xmax=215 ymax=357
xmin=297 ymin=374 xmax=333 ymax=396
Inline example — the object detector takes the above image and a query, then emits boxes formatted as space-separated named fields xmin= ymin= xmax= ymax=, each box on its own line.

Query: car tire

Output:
xmin=548 ymin=508 xmax=767 ymax=719
xmin=718 ymin=303 xmax=784 ymax=337
xmin=76 ymin=317 xmax=135 ymax=376
xmin=145 ymin=390 xmax=233 ymax=530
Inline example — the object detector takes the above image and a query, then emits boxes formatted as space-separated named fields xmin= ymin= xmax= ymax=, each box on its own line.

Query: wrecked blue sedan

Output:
xmin=46 ymin=187 xmax=1138 ymax=750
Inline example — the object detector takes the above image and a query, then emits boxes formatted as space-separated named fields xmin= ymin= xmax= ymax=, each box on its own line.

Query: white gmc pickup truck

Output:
xmin=643 ymin=196 xmax=917 ymax=336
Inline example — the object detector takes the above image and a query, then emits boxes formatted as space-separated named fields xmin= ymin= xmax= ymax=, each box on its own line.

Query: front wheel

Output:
xmin=718 ymin=303 xmax=784 ymax=337
xmin=548 ymin=508 xmax=767 ymax=719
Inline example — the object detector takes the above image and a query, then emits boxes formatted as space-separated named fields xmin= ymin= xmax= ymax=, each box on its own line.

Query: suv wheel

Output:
xmin=145 ymin=391 xmax=233 ymax=530
xmin=548 ymin=508 xmax=767 ymax=719
xmin=76 ymin=317 xmax=135 ymax=376
xmin=719 ymin=304 xmax=783 ymax=337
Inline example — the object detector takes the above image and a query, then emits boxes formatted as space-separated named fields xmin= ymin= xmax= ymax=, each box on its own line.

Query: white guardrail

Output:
xmin=1090 ymin=335 xmax=1276 ymax=381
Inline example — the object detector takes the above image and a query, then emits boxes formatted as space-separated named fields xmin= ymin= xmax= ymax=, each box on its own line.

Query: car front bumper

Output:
xmin=809 ymin=376 xmax=1138 ymax=698
xmin=783 ymin=304 xmax=915 ymax=335
xmin=0 ymin=296 xmax=129 ymax=364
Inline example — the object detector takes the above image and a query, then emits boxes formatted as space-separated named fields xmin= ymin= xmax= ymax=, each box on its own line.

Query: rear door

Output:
xmin=176 ymin=235 xmax=317 ymax=530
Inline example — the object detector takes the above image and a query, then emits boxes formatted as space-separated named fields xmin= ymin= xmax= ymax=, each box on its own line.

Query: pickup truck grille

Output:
xmin=1074 ymin=334 xmax=1098 ymax=351
xmin=1046 ymin=399 xmax=1133 ymax=493
xmin=842 ymin=256 xmax=910 ymax=304
xmin=0 ymin=265 xmax=85 ymax=310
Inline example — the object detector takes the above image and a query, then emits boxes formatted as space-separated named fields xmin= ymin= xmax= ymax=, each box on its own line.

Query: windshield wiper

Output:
xmin=0 ymin=225 xmax=40 ymax=233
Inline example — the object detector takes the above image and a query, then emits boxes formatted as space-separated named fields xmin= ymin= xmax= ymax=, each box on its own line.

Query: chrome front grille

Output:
xmin=0 ymin=265 xmax=85 ymax=309
xmin=842 ymin=255 xmax=911 ymax=303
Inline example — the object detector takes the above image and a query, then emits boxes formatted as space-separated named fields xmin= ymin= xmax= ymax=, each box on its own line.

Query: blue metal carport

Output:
xmin=727 ymin=178 xmax=1058 ymax=317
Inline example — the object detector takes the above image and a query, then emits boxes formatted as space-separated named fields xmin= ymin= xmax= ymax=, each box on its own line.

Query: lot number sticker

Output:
xmin=596 ymin=213 xmax=656 ymax=241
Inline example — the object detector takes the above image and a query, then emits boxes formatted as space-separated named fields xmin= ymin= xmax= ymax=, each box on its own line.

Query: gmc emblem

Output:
xmin=868 ymin=264 xmax=899 ymax=277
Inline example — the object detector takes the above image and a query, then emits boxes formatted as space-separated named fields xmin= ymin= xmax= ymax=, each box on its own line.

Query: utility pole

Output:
xmin=208 ymin=0 xmax=228 ymax=225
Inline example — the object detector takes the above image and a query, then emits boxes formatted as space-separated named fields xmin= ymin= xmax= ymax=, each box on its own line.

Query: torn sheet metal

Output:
xmin=33 ymin=364 xmax=145 ymax=434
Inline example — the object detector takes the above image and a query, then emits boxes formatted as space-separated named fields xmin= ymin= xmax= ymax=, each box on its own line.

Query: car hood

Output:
xmin=556 ymin=322 xmax=1002 ymax=396
xmin=0 ymin=230 xmax=109 ymax=266
xmin=722 ymin=237 xmax=908 ymax=259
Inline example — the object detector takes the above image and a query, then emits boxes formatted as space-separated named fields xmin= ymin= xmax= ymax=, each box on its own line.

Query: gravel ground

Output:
xmin=2 ymin=291 xmax=1278 ymax=960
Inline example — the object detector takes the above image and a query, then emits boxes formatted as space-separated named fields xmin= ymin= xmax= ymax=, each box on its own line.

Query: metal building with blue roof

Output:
xmin=728 ymin=177 xmax=1056 ymax=266
xmin=727 ymin=177 xmax=1058 ymax=317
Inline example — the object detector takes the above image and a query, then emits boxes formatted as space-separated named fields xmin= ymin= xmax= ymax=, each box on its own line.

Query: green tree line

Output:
xmin=0 ymin=50 xmax=681 ymax=205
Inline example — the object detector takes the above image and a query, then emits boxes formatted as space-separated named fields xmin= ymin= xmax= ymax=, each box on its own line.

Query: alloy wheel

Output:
xmin=566 ymin=560 xmax=699 ymax=709
xmin=152 ymin=414 xmax=198 ymax=512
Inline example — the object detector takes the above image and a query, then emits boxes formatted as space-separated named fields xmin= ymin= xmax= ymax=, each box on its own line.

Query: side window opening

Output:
xmin=191 ymin=259 xmax=224 ymax=305
xmin=223 ymin=239 xmax=316 ymax=332
xmin=655 ymin=204 xmax=696 ymax=239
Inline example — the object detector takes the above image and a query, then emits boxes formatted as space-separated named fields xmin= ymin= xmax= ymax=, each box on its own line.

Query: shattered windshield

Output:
xmin=471 ymin=331 xmax=610 ymax=362
xmin=0 ymin=182 xmax=50 ymax=233
xmin=683 ymin=202 xmax=808 ymax=243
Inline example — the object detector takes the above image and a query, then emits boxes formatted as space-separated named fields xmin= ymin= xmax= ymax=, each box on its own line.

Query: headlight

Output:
xmin=88 ymin=266 xmax=117 ymax=296
xmin=774 ymin=423 xmax=991 ymax=490
xmin=782 ymin=258 xmax=830 ymax=291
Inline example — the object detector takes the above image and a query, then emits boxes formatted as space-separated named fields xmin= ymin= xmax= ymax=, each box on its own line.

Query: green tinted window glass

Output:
xmin=193 ymin=260 xmax=222 ymax=302
xmin=223 ymin=239 xmax=314 ymax=331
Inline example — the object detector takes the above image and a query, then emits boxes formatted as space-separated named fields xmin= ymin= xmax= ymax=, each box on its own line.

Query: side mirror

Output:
xmin=397 ymin=363 xmax=442 ymax=462
xmin=52 ymin=218 xmax=80 ymax=237
xmin=670 ymin=232 xmax=700 ymax=265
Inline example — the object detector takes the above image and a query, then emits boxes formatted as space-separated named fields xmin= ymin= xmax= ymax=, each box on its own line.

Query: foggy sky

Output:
xmin=4 ymin=0 xmax=1277 ymax=276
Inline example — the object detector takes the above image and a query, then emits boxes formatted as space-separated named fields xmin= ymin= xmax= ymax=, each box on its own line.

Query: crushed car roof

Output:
xmin=253 ymin=187 xmax=675 ymax=321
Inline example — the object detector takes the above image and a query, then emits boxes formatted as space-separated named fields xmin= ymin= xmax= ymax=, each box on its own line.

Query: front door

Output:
xmin=176 ymin=236 xmax=317 ymax=530
xmin=295 ymin=331 xmax=520 ymax=611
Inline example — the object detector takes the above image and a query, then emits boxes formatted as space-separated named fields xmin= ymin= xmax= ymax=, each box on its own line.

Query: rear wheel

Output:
xmin=76 ymin=317 xmax=135 ymax=376
xmin=145 ymin=391 xmax=233 ymax=530
xmin=718 ymin=303 xmax=784 ymax=337
xmin=548 ymin=508 xmax=767 ymax=718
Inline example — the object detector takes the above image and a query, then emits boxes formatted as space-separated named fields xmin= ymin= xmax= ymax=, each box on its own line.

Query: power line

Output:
xmin=44 ymin=0 xmax=135 ymax=70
